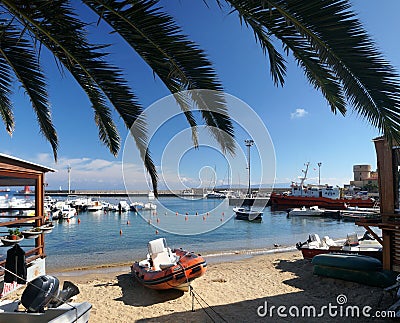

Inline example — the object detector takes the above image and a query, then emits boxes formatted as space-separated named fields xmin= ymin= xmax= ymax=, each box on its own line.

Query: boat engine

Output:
xmin=20 ymin=275 xmax=81 ymax=312
xmin=21 ymin=275 xmax=59 ymax=312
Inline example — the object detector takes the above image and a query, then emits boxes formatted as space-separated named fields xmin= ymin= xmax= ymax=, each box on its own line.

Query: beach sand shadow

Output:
xmin=115 ymin=273 xmax=184 ymax=306
xmin=133 ymin=258 xmax=394 ymax=322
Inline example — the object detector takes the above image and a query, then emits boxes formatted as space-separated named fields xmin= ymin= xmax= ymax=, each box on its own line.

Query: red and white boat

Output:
xmin=131 ymin=238 xmax=207 ymax=291
xmin=270 ymin=163 xmax=376 ymax=210
xmin=296 ymin=232 xmax=382 ymax=261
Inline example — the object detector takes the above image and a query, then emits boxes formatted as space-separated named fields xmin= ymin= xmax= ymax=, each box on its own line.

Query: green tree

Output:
xmin=1 ymin=0 xmax=400 ymax=194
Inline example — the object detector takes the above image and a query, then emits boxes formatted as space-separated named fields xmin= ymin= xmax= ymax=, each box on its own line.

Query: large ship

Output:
xmin=270 ymin=163 xmax=376 ymax=210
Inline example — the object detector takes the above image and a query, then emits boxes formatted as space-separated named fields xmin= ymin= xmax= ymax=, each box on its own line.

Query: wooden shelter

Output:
xmin=357 ymin=137 xmax=400 ymax=271
xmin=0 ymin=153 xmax=55 ymax=275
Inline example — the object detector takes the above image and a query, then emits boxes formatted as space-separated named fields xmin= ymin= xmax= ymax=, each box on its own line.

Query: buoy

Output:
xmin=119 ymin=229 xmax=123 ymax=235
xmin=156 ymin=218 xmax=160 ymax=223
xmin=222 ymin=212 xmax=224 ymax=216
xmin=78 ymin=218 xmax=81 ymax=224
xmin=127 ymin=220 xmax=130 ymax=225
xmin=220 ymin=218 xmax=223 ymax=221
xmin=66 ymin=218 xmax=70 ymax=223
xmin=155 ymin=230 xmax=159 ymax=235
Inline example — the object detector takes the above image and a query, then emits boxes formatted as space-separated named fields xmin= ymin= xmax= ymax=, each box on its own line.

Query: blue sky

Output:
xmin=0 ymin=0 xmax=398 ymax=190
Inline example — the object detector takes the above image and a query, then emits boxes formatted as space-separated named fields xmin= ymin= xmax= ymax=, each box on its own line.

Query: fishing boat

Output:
xmin=131 ymin=238 xmax=207 ymax=291
xmin=287 ymin=205 xmax=324 ymax=217
xmin=296 ymin=232 xmax=382 ymax=261
xmin=233 ymin=206 xmax=263 ymax=221
xmin=270 ymin=163 xmax=376 ymax=210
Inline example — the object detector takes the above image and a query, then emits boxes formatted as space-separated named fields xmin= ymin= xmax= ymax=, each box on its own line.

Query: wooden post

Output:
xmin=35 ymin=174 xmax=44 ymax=257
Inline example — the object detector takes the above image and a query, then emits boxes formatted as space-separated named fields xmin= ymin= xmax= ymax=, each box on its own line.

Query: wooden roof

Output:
xmin=0 ymin=153 xmax=55 ymax=173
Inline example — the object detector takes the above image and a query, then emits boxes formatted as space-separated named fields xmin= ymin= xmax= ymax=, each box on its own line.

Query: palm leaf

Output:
xmin=0 ymin=55 xmax=15 ymax=135
xmin=84 ymin=0 xmax=235 ymax=154
xmin=0 ymin=21 xmax=58 ymax=158
xmin=225 ymin=0 xmax=400 ymax=140
xmin=2 ymin=0 xmax=159 ymax=190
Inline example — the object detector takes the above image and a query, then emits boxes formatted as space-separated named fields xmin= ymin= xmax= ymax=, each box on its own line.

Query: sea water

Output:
xmin=0 ymin=196 xmax=381 ymax=270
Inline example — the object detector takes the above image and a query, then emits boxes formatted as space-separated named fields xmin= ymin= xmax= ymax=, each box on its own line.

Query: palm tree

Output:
xmin=0 ymin=0 xmax=400 ymax=194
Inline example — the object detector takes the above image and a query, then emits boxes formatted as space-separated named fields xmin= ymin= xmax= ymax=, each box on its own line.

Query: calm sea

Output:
xmin=0 ymin=195 xmax=381 ymax=270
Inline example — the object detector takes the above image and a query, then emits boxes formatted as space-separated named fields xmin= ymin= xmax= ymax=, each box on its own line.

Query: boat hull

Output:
xmin=299 ymin=246 xmax=382 ymax=262
xmin=131 ymin=249 xmax=207 ymax=291
xmin=270 ymin=193 xmax=375 ymax=210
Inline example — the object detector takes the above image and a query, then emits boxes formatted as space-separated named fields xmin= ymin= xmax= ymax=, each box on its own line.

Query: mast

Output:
xmin=299 ymin=162 xmax=310 ymax=196
xmin=245 ymin=139 xmax=254 ymax=197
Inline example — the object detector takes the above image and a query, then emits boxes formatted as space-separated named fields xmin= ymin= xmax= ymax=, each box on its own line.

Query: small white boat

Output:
xmin=118 ymin=200 xmax=130 ymax=212
xmin=288 ymin=205 xmax=324 ymax=217
xmin=144 ymin=202 xmax=157 ymax=210
xmin=130 ymin=202 xmax=144 ymax=212
xmin=233 ymin=206 xmax=263 ymax=221
xmin=61 ymin=205 xmax=76 ymax=219
xmin=86 ymin=200 xmax=103 ymax=212
xmin=206 ymin=191 xmax=226 ymax=199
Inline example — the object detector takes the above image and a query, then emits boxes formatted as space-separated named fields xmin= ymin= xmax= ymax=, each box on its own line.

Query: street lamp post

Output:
xmin=67 ymin=165 xmax=71 ymax=194
xmin=245 ymin=139 xmax=254 ymax=197
xmin=318 ymin=162 xmax=322 ymax=186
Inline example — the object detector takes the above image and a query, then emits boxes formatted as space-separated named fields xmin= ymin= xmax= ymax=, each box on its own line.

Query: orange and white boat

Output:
xmin=131 ymin=238 xmax=207 ymax=291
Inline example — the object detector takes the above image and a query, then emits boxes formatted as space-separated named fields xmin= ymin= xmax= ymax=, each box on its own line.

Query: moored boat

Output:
xmin=233 ymin=206 xmax=263 ymax=221
xmin=287 ymin=205 xmax=324 ymax=217
xmin=296 ymin=232 xmax=382 ymax=261
xmin=270 ymin=163 xmax=376 ymax=210
xmin=131 ymin=238 xmax=207 ymax=291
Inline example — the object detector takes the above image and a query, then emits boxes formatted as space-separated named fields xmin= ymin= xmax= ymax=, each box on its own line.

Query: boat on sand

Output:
xmin=131 ymin=238 xmax=207 ymax=291
xmin=296 ymin=232 xmax=382 ymax=261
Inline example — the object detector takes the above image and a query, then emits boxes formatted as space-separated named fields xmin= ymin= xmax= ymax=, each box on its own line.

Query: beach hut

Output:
xmin=0 ymin=153 xmax=55 ymax=296
xmin=356 ymin=137 xmax=400 ymax=271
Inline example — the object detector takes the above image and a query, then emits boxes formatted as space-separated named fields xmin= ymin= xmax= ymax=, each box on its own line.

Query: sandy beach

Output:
xmin=3 ymin=251 xmax=389 ymax=322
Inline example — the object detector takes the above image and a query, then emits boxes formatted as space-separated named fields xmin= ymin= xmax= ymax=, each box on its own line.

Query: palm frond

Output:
xmin=0 ymin=55 xmax=15 ymax=135
xmin=2 ymin=0 xmax=159 ymax=189
xmin=225 ymin=0 xmax=400 ymax=140
xmin=0 ymin=21 xmax=58 ymax=158
xmin=84 ymin=0 xmax=235 ymax=154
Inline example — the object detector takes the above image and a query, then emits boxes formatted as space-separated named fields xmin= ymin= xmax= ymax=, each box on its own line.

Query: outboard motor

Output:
xmin=20 ymin=275 xmax=81 ymax=312
xmin=21 ymin=275 xmax=59 ymax=312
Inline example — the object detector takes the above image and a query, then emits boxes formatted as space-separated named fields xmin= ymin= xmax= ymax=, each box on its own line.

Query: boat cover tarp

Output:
xmin=312 ymin=254 xmax=398 ymax=288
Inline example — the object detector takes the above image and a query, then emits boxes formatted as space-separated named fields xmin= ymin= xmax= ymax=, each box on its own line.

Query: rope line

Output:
xmin=190 ymin=286 xmax=229 ymax=323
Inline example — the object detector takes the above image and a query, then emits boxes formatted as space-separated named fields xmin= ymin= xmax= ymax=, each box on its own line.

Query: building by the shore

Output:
xmin=348 ymin=164 xmax=378 ymax=192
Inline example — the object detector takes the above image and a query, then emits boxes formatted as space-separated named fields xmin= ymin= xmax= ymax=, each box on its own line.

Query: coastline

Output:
xmin=47 ymin=244 xmax=299 ymax=277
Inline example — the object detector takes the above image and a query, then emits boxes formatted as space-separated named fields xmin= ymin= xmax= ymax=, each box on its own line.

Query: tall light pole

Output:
xmin=245 ymin=139 xmax=254 ymax=197
xmin=318 ymin=162 xmax=322 ymax=186
xmin=67 ymin=165 xmax=71 ymax=194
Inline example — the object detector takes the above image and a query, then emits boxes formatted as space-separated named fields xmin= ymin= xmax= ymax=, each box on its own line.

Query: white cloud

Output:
xmin=291 ymin=108 xmax=308 ymax=119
